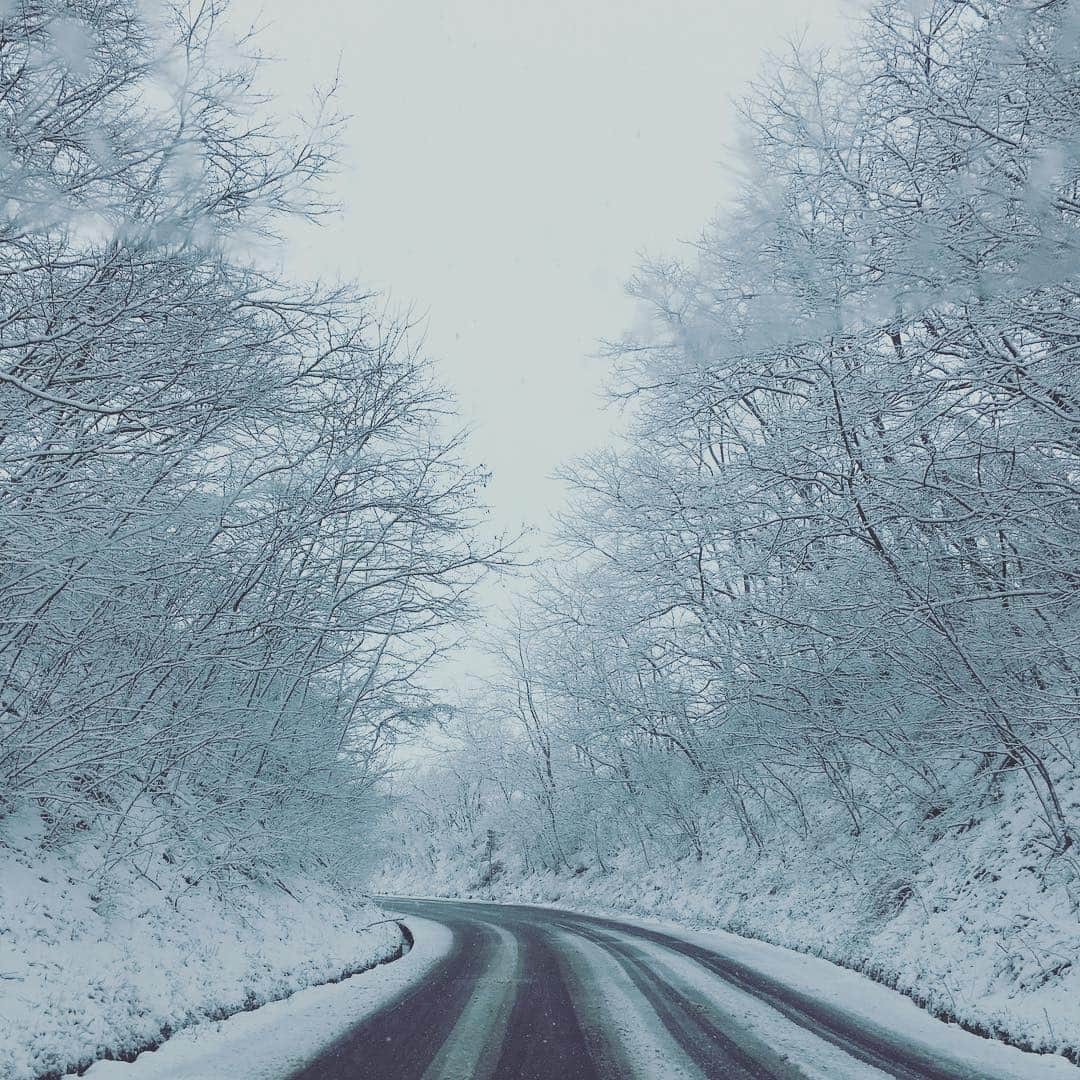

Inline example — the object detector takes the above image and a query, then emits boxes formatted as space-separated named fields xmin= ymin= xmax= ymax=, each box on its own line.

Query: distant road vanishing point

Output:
xmin=288 ymin=898 xmax=1005 ymax=1080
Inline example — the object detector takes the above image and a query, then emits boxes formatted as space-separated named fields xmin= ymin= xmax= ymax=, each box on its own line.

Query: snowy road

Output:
xmin=288 ymin=898 xmax=1077 ymax=1080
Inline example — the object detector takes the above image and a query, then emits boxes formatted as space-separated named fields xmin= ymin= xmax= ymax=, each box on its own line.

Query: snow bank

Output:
xmin=70 ymin=917 xmax=452 ymax=1080
xmin=0 ymin=808 xmax=406 ymax=1080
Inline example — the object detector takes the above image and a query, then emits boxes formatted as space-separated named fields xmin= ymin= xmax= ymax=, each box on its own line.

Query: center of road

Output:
xmin=420 ymin=923 xmax=519 ymax=1080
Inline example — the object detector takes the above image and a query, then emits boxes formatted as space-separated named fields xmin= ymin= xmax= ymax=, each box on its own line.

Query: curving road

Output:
xmin=287 ymin=898 xmax=1010 ymax=1080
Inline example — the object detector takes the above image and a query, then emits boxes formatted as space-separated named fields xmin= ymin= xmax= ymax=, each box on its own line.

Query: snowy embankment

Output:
xmin=69 ymin=918 xmax=451 ymax=1080
xmin=0 ymin=809 xmax=409 ymax=1080
xmin=380 ymin=769 xmax=1080 ymax=1065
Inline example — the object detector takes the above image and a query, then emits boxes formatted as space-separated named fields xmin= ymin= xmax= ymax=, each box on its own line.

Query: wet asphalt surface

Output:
xmin=288 ymin=898 xmax=988 ymax=1080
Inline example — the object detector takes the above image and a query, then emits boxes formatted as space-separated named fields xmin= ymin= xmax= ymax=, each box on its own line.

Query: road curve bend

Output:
xmin=287 ymin=898 xmax=1068 ymax=1080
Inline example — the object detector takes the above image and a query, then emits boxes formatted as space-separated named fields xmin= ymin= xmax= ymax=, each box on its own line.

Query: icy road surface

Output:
xmin=296 ymin=898 xmax=1079 ymax=1080
xmin=80 ymin=898 xmax=1080 ymax=1080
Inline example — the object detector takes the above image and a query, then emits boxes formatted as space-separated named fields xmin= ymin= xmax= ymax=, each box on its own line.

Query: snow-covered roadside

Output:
xmin=600 ymin=915 xmax=1080 ymax=1080
xmin=0 ymin=808 xmax=407 ymax=1080
xmin=69 ymin=917 xmax=452 ymax=1080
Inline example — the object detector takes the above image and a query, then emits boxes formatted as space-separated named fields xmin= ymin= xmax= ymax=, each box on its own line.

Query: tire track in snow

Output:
xmin=563 ymin=911 xmax=967 ymax=1080
xmin=551 ymin=920 xmax=808 ymax=1079
xmin=420 ymin=922 xmax=519 ymax=1080
xmin=290 ymin=917 xmax=489 ymax=1079
xmin=566 ymin=919 xmax=894 ymax=1080
xmin=550 ymin=928 xmax=708 ymax=1080
xmin=490 ymin=915 xmax=600 ymax=1079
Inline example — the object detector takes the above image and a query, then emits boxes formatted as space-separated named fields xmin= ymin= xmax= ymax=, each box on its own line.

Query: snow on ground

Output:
xmin=606 ymin=929 xmax=895 ymax=1080
xmin=600 ymin=919 xmax=1080 ymax=1080
xmin=378 ymin=769 xmax=1080 ymax=1064
xmin=0 ymin=808 xmax=406 ymax=1080
xmin=554 ymin=928 xmax=706 ymax=1080
xmin=70 ymin=917 xmax=452 ymax=1080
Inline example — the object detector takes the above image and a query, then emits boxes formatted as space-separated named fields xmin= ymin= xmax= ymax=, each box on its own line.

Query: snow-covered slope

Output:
xmin=378 ymin=768 xmax=1080 ymax=1064
xmin=0 ymin=808 xmax=406 ymax=1080
xmin=70 ymin=917 xmax=452 ymax=1080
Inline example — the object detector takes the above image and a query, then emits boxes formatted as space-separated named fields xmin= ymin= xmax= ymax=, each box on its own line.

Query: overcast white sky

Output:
xmin=251 ymin=0 xmax=852 ymax=688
